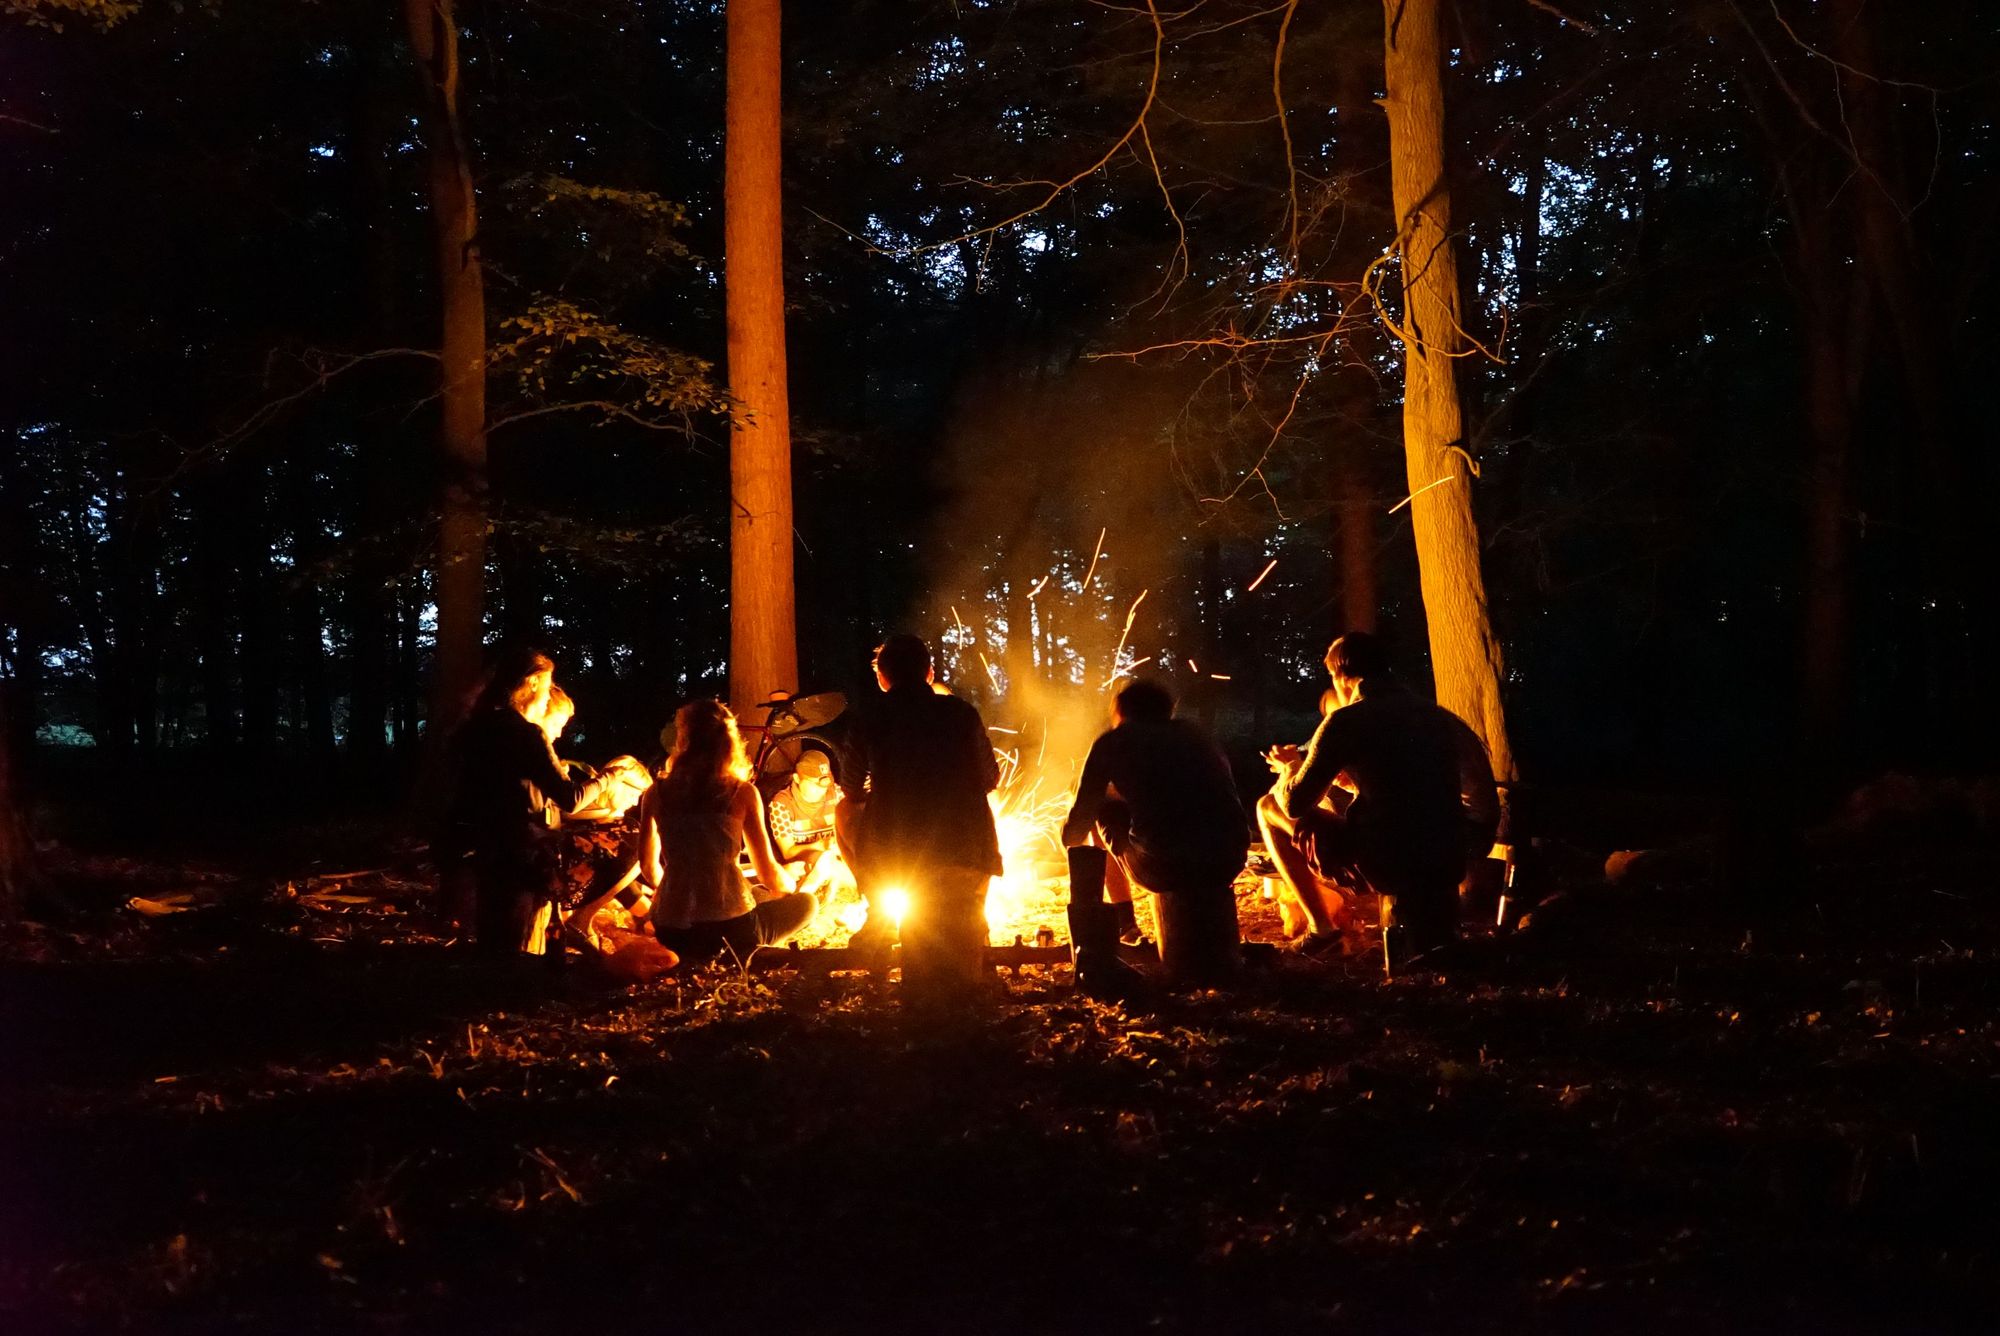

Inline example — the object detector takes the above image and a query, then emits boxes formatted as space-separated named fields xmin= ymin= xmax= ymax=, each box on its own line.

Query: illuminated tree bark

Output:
xmin=1380 ymin=0 xmax=1515 ymax=780
xmin=402 ymin=0 xmax=487 ymax=736
xmin=725 ymin=0 xmax=798 ymax=708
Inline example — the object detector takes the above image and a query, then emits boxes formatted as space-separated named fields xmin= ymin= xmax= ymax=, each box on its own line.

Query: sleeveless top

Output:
xmin=653 ymin=779 xmax=757 ymax=929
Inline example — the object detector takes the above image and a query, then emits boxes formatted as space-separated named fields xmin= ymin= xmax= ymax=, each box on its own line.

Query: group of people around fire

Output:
xmin=439 ymin=628 xmax=1500 ymax=1000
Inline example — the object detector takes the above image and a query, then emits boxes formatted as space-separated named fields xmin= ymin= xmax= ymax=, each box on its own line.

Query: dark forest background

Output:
xmin=4 ymin=0 xmax=1996 ymax=810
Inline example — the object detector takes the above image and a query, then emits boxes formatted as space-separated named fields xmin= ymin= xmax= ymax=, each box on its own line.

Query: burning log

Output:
xmin=745 ymin=938 xmax=1158 ymax=974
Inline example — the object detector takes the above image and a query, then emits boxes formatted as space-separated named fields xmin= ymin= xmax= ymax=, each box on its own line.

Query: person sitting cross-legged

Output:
xmin=1063 ymin=679 xmax=1250 ymax=989
xmin=768 ymin=748 xmax=850 ymax=898
xmin=1257 ymin=632 xmax=1499 ymax=961
xmin=640 ymin=699 xmax=818 ymax=965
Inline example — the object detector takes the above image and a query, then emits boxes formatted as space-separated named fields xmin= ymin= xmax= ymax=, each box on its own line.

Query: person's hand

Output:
xmin=1265 ymin=744 xmax=1302 ymax=775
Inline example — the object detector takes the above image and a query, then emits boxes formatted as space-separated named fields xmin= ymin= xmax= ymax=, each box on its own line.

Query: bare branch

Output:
xmin=1523 ymin=0 xmax=1600 ymax=37
xmin=1272 ymin=0 xmax=1302 ymax=267
xmin=880 ymin=0 xmax=1170 ymax=257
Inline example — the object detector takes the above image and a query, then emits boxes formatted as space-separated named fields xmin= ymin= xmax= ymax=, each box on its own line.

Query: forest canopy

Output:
xmin=3 ymin=0 xmax=1996 ymax=786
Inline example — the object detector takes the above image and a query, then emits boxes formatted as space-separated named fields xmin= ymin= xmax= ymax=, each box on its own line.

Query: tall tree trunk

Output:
xmin=346 ymin=10 xmax=402 ymax=768
xmin=0 ymin=687 xmax=25 ymax=921
xmin=724 ymin=0 xmax=798 ymax=709
xmin=283 ymin=457 xmax=337 ymax=760
xmin=403 ymin=0 xmax=488 ymax=741
xmin=1798 ymin=251 xmax=1871 ymax=753
xmin=1380 ymin=0 xmax=1515 ymax=780
xmin=1830 ymin=0 xmax=1981 ymax=729
xmin=234 ymin=463 xmax=279 ymax=757
xmin=193 ymin=475 xmax=240 ymax=751
xmin=999 ymin=569 xmax=1026 ymax=704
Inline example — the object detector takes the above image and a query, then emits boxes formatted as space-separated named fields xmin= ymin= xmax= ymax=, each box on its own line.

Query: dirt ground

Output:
xmin=4 ymin=818 xmax=1999 ymax=1334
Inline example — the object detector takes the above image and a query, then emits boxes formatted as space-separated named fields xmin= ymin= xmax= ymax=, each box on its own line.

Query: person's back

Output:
xmin=844 ymin=683 xmax=1001 ymax=877
xmin=647 ymin=778 xmax=756 ymax=930
xmin=1317 ymin=686 xmax=1469 ymax=844
xmin=452 ymin=706 xmax=567 ymax=858
xmin=1087 ymin=717 xmax=1247 ymax=879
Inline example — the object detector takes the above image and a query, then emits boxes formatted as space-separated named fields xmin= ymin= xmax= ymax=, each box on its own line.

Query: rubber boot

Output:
xmin=1381 ymin=886 xmax=1459 ymax=977
xmin=1068 ymin=847 xmax=1147 ymax=1002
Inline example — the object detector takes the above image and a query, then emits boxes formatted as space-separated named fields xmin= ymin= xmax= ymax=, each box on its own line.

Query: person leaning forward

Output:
xmin=446 ymin=650 xmax=613 ymax=955
xmin=1063 ymin=679 xmax=1249 ymax=986
xmin=836 ymin=634 xmax=1001 ymax=996
xmin=1258 ymin=632 xmax=1499 ymax=958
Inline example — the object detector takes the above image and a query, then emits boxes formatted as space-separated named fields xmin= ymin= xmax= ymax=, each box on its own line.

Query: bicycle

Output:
xmin=741 ymin=690 xmax=848 ymax=794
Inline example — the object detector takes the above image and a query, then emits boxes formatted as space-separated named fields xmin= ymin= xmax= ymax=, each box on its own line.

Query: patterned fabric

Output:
xmin=768 ymin=788 xmax=836 ymax=855
xmin=555 ymin=813 xmax=638 ymax=909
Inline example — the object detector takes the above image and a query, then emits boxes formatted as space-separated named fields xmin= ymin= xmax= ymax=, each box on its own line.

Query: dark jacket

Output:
xmin=1063 ymin=717 xmax=1250 ymax=879
xmin=1283 ymin=683 xmax=1499 ymax=867
xmin=448 ymin=708 xmax=606 ymax=863
xmin=840 ymin=684 xmax=1002 ymax=876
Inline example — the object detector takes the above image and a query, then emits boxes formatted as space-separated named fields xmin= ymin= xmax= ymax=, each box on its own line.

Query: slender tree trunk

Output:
xmin=1380 ymin=0 xmax=1515 ymax=780
xmin=724 ymin=0 xmax=798 ymax=709
xmin=1830 ymin=0 xmax=1982 ymax=728
xmin=1336 ymin=450 xmax=1378 ymax=635
xmin=233 ymin=462 xmax=279 ymax=757
xmin=347 ymin=13 xmax=401 ymax=768
xmin=1003 ymin=553 xmax=1034 ymax=707
xmin=0 ymin=687 xmax=25 ymax=921
xmin=403 ymin=0 xmax=488 ymax=742
xmin=1798 ymin=252 xmax=1870 ymax=752
xmin=193 ymin=476 xmax=239 ymax=751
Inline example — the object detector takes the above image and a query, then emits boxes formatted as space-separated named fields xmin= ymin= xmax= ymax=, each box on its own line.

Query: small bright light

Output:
xmin=880 ymin=887 xmax=911 ymax=929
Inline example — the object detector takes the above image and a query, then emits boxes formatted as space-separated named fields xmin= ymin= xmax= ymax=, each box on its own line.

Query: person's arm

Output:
xmin=639 ymin=790 xmax=665 ymax=890
xmin=1280 ymin=713 xmax=1344 ymax=822
xmin=1061 ymin=735 xmax=1114 ymax=847
xmin=739 ymin=784 xmax=796 ymax=895
xmin=520 ymin=723 xmax=605 ymax=814
xmin=1452 ymin=716 xmax=1501 ymax=849
xmin=768 ymin=793 xmax=808 ymax=862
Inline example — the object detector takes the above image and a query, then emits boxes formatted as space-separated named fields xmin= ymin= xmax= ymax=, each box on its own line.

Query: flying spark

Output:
xmin=1246 ymin=558 xmax=1278 ymax=592
xmin=1082 ymin=527 xmax=1107 ymax=591
xmin=1387 ymin=474 xmax=1460 ymax=515
xmin=1106 ymin=588 xmax=1149 ymax=687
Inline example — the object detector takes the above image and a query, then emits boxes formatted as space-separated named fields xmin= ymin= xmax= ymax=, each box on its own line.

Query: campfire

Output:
xmin=804 ymin=739 xmax=1077 ymax=948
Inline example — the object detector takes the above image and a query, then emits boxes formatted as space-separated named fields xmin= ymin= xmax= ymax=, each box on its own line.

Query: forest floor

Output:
xmin=4 ymin=797 xmax=2000 ymax=1334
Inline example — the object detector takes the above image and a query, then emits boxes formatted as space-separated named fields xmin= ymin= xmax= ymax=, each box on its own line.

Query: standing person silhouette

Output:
xmin=836 ymin=634 xmax=1002 ymax=1000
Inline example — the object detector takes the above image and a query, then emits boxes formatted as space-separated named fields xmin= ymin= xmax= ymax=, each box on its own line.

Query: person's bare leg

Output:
xmin=567 ymin=858 xmax=642 ymax=952
xmin=1102 ymin=848 xmax=1135 ymax=906
xmin=1256 ymin=792 xmax=1344 ymax=936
